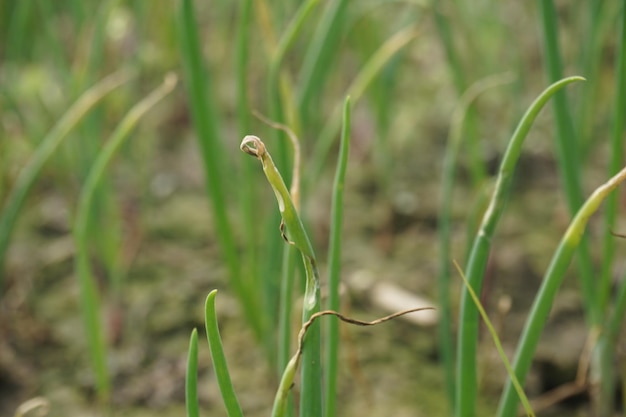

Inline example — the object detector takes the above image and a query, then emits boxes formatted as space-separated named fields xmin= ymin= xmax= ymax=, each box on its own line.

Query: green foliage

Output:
xmin=455 ymin=76 xmax=585 ymax=417
xmin=204 ymin=290 xmax=244 ymax=417
xmin=2 ymin=1 xmax=625 ymax=416
xmin=186 ymin=328 xmax=199 ymax=417
xmin=0 ymin=70 xmax=133 ymax=290
xmin=74 ymin=75 xmax=176 ymax=400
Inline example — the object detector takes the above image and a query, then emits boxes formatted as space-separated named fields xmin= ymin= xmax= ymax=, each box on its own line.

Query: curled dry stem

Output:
xmin=240 ymin=134 xmax=314 ymax=258
xmin=271 ymin=306 xmax=435 ymax=417
xmin=252 ymin=110 xmax=302 ymax=209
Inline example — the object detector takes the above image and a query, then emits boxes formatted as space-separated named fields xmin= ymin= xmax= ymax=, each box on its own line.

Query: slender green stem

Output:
xmin=307 ymin=26 xmax=418 ymax=185
xmin=433 ymin=1 xmax=485 ymax=187
xmin=537 ymin=0 xmax=597 ymax=324
xmin=5 ymin=0 xmax=35 ymax=61
xmin=595 ymin=3 xmax=626 ymax=414
xmin=278 ymin=244 xmax=297 ymax=374
xmin=324 ymin=97 xmax=351 ymax=417
xmin=0 ymin=70 xmax=132 ymax=289
xmin=76 ymin=0 xmax=123 ymax=301
xmin=297 ymin=0 xmax=348 ymax=126
xmin=577 ymin=1 xmax=607 ymax=156
xmin=599 ymin=0 xmax=626 ymax=318
xmin=263 ymin=3 xmax=320 ymax=375
xmin=177 ymin=0 xmax=262 ymax=341
xmin=439 ymin=73 xmax=514 ymax=410
xmin=607 ymin=274 xmax=626 ymax=346
xmin=74 ymin=74 xmax=177 ymax=402
xmin=268 ymin=0 xmax=320 ymax=178
xmin=235 ymin=0 xmax=269 ymax=357
xmin=186 ymin=328 xmax=200 ymax=417
xmin=204 ymin=291 xmax=244 ymax=417
xmin=455 ymin=76 xmax=584 ymax=417
xmin=240 ymin=135 xmax=321 ymax=417
xmin=496 ymin=166 xmax=626 ymax=417
xmin=454 ymin=261 xmax=535 ymax=417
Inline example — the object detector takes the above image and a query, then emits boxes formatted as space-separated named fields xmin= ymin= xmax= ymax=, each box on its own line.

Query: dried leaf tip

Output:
xmin=240 ymin=135 xmax=265 ymax=159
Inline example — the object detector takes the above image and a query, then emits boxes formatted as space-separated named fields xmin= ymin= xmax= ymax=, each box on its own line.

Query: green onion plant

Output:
xmin=74 ymin=74 xmax=176 ymax=401
xmin=0 ymin=70 xmax=133 ymax=288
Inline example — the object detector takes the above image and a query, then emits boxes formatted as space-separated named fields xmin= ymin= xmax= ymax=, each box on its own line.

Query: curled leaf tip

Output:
xmin=240 ymin=135 xmax=265 ymax=159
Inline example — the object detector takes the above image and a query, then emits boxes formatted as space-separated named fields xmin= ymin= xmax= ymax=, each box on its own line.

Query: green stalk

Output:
xmin=455 ymin=76 xmax=584 ymax=417
xmin=307 ymin=26 xmax=418 ymax=184
xmin=598 ymin=0 xmax=626 ymax=322
xmin=596 ymin=273 xmax=626 ymax=415
xmin=439 ymin=73 xmax=514 ymax=410
xmin=297 ymin=0 xmax=349 ymax=126
xmin=264 ymin=2 xmax=319 ymax=369
xmin=496 ymin=166 xmax=626 ymax=417
xmin=186 ymin=329 xmax=200 ymax=417
xmin=0 ymin=69 xmax=133 ymax=289
xmin=37 ymin=0 xmax=70 ymax=81
xmin=235 ymin=0 xmax=268 ymax=353
xmin=240 ymin=135 xmax=321 ymax=417
xmin=607 ymin=275 xmax=626 ymax=348
xmin=324 ymin=97 xmax=351 ymax=417
xmin=177 ymin=0 xmax=263 ymax=341
xmin=433 ymin=1 xmax=485 ymax=187
xmin=595 ymin=3 xmax=626 ymax=414
xmin=278 ymin=244 xmax=298 ymax=373
xmin=235 ymin=0 xmax=254 ymax=231
xmin=257 ymin=0 xmax=324 ymax=390
xmin=253 ymin=117 xmax=303 ymax=385
xmin=74 ymin=74 xmax=176 ymax=401
xmin=537 ymin=0 xmax=597 ymax=324
xmin=577 ymin=1 xmax=608 ymax=156
xmin=454 ymin=261 xmax=535 ymax=417
xmin=368 ymin=10 xmax=418 ymax=190
xmin=5 ymin=0 xmax=34 ymax=61
xmin=77 ymin=0 xmax=124 ymax=301
xmin=267 ymin=0 xmax=320 ymax=177
xmin=205 ymin=291 xmax=244 ymax=417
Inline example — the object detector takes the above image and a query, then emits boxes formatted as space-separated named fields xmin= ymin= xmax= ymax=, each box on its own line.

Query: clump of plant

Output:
xmin=184 ymin=99 xmax=434 ymax=417
xmin=174 ymin=1 xmax=626 ymax=416
xmin=184 ymin=72 xmax=626 ymax=417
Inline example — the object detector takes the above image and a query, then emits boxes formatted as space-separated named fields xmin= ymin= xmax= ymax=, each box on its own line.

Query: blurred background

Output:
xmin=0 ymin=1 xmax=624 ymax=416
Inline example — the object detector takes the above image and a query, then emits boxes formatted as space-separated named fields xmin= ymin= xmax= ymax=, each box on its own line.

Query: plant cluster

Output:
xmin=1 ymin=1 xmax=625 ymax=417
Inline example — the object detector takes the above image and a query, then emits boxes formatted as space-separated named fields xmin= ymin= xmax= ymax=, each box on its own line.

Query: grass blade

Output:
xmin=176 ymin=0 xmax=262 ymax=341
xmin=240 ymin=135 xmax=321 ymax=417
xmin=324 ymin=96 xmax=351 ymax=417
xmin=537 ymin=0 xmax=597 ymax=323
xmin=204 ymin=290 xmax=244 ymax=417
xmin=267 ymin=0 xmax=320 ymax=179
xmin=297 ymin=0 xmax=349 ymax=125
xmin=0 ymin=69 xmax=133 ymax=289
xmin=455 ymin=76 xmax=584 ymax=417
xmin=439 ymin=73 xmax=514 ymax=410
xmin=186 ymin=328 xmax=200 ymax=417
xmin=594 ymin=2 xmax=626 ymax=414
xmin=496 ymin=166 xmax=626 ymax=417
xmin=598 ymin=0 xmax=626 ymax=318
xmin=307 ymin=26 xmax=418 ymax=184
xmin=453 ymin=260 xmax=535 ymax=417
xmin=74 ymin=74 xmax=177 ymax=401
xmin=433 ymin=2 xmax=485 ymax=187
